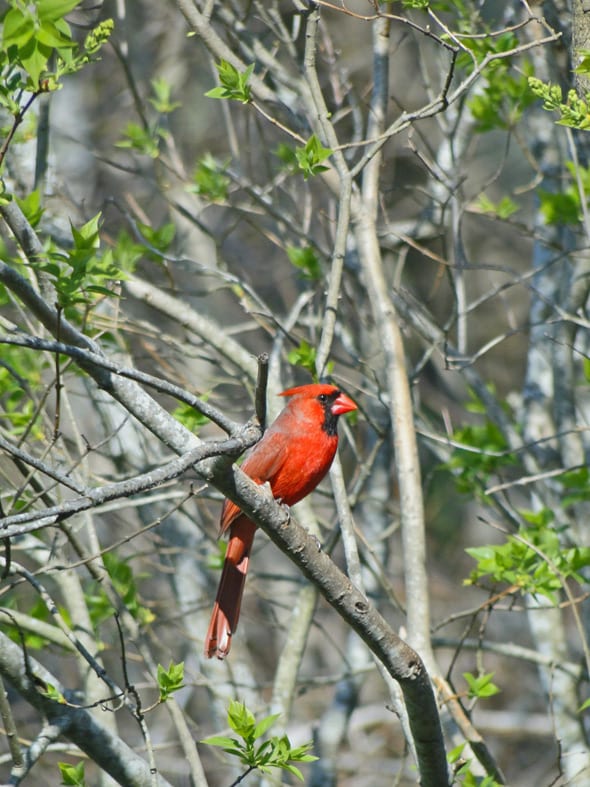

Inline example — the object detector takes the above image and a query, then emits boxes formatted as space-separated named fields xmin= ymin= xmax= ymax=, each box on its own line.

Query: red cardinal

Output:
xmin=205 ymin=383 xmax=357 ymax=659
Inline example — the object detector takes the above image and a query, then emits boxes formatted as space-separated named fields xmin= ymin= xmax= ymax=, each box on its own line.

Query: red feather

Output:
xmin=205 ymin=383 xmax=356 ymax=659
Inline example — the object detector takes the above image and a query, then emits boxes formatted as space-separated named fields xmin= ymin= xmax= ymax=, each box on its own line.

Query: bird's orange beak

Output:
xmin=331 ymin=392 xmax=357 ymax=416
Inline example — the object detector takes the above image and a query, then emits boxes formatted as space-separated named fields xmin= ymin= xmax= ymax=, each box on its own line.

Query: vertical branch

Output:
xmin=573 ymin=0 xmax=590 ymax=95
xmin=34 ymin=96 xmax=50 ymax=191
xmin=353 ymin=15 xmax=435 ymax=668
xmin=0 ymin=673 xmax=24 ymax=779
xmin=314 ymin=174 xmax=352 ymax=378
xmin=302 ymin=5 xmax=353 ymax=379
xmin=53 ymin=303 xmax=62 ymax=439
xmin=255 ymin=352 xmax=269 ymax=429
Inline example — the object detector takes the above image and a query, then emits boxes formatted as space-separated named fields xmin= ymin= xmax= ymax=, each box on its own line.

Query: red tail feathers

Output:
xmin=204 ymin=517 xmax=256 ymax=659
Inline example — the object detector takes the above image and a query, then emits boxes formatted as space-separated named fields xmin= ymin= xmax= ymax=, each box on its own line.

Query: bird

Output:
xmin=204 ymin=382 xmax=357 ymax=659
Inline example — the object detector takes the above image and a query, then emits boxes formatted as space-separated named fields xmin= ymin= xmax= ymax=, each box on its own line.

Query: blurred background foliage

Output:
xmin=2 ymin=1 xmax=590 ymax=785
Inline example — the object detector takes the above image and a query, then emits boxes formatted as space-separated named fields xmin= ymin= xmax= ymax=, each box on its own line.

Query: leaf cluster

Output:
xmin=445 ymin=420 xmax=514 ymax=497
xmin=295 ymin=134 xmax=333 ymax=180
xmin=201 ymin=700 xmax=317 ymax=782
xmin=463 ymin=670 xmax=500 ymax=700
xmin=274 ymin=135 xmax=333 ymax=180
xmin=528 ymin=76 xmax=590 ymax=130
xmin=449 ymin=743 xmax=503 ymax=786
xmin=537 ymin=161 xmax=590 ymax=225
xmin=5 ymin=197 xmax=142 ymax=312
xmin=188 ymin=153 xmax=231 ymax=203
xmin=85 ymin=552 xmax=155 ymax=629
xmin=172 ymin=401 xmax=210 ymax=434
xmin=287 ymin=340 xmax=317 ymax=374
xmin=116 ymin=78 xmax=179 ymax=158
xmin=286 ymin=245 xmax=322 ymax=281
xmin=466 ymin=516 xmax=590 ymax=603
xmin=469 ymin=57 xmax=535 ymax=132
xmin=474 ymin=194 xmax=519 ymax=219
xmin=157 ymin=661 xmax=185 ymax=702
xmin=58 ymin=760 xmax=86 ymax=786
xmin=0 ymin=1 xmax=112 ymax=103
xmin=0 ymin=342 xmax=45 ymax=440
xmin=48 ymin=213 xmax=127 ymax=307
xmin=205 ymin=60 xmax=254 ymax=104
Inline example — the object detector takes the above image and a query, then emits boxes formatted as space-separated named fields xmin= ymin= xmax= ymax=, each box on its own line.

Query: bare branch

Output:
xmin=0 ymin=426 xmax=260 ymax=537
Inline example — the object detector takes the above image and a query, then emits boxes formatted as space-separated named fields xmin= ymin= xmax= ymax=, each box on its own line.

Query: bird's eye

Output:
xmin=317 ymin=393 xmax=328 ymax=404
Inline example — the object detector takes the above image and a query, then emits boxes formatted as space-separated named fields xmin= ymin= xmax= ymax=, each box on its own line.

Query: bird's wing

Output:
xmin=218 ymin=427 xmax=290 ymax=535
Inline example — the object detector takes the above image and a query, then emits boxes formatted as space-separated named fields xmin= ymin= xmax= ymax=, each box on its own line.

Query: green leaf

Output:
xmin=228 ymin=699 xmax=256 ymax=737
xmin=560 ymin=466 xmax=589 ymax=490
xmin=149 ymin=77 xmax=180 ymax=113
xmin=287 ymin=340 xmax=317 ymax=375
xmin=2 ymin=9 xmax=35 ymax=49
xmin=37 ymin=23 xmax=70 ymax=49
xmin=20 ymin=36 xmax=52 ymax=85
xmin=206 ymin=540 xmax=227 ymax=571
xmin=286 ymin=245 xmax=322 ymax=281
xmin=205 ymin=60 xmax=254 ymax=103
xmin=84 ymin=588 xmax=115 ymax=629
xmin=116 ymin=122 xmax=163 ymax=158
xmin=519 ymin=508 xmax=554 ymax=527
xmin=157 ymin=661 xmax=185 ymax=701
xmin=136 ymin=220 xmax=175 ymax=255
xmin=71 ymin=212 xmax=101 ymax=250
xmin=538 ymin=188 xmax=580 ymax=225
xmin=86 ymin=553 xmax=154 ymax=628
xmin=274 ymin=143 xmax=298 ymax=171
xmin=281 ymin=763 xmax=305 ymax=781
xmin=200 ymin=734 xmax=243 ymax=753
xmin=0 ymin=597 xmax=57 ymax=649
xmin=111 ymin=230 xmax=144 ymax=272
xmin=474 ymin=194 xmax=519 ymax=219
xmin=447 ymin=743 xmax=466 ymax=764
xmin=15 ymin=190 xmax=44 ymax=227
xmin=253 ymin=712 xmax=280 ymax=740
xmin=463 ymin=671 xmax=500 ymax=699
xmin=295 ymin=134 xmax=332 ymax=179
xmin=37 ymin=0 xmax=81 ymax=22
xmin=104 ymin=552 xmax=155 ymax=624
xmin=40 ymin=681 xmax=66 ymax=703
xmin=189 ymin=153 xmax=230 ymax=202
xmin=58 ymin=761 xmax=86 ymax=787
xmin=172 ymin=401 xmax=210 ymax=434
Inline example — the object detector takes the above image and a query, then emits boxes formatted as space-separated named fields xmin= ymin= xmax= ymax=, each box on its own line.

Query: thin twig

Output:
xmin=114 ymin=612 xmax=159 ymax=787
xmin=0 ymin=427 xmax=260 ymax=537
xmin=255 ymin=352 xmax=269 ymax=429
xmin=53 ymin=304 xmax=63 ymax=440
xmin=0 ymin=332 xmax=240 ymax=435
